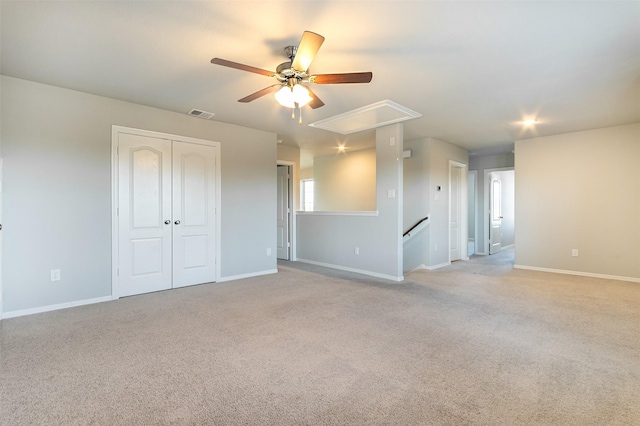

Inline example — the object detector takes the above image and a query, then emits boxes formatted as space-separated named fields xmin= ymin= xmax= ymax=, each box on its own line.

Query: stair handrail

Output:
xmin=403 ymin=215 xmax=429 ymax=237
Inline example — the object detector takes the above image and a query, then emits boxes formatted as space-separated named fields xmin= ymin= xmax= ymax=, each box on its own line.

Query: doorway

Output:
xmin=276 ymin=165 xmax=291 ymax=260
xmin=449 ymin=161 xmax=468 ymax=262
xmin=276 ymin=162 xmax=295 ymax=261
xmin=484 ymin=168 xmax=515 ymax=255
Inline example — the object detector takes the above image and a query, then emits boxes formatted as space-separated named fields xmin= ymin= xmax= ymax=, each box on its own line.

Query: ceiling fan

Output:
xmin=211 ymin=31 xmax=373 ymax=122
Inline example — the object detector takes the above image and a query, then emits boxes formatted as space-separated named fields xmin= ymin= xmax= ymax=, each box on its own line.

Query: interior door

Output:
xmin=172 ymin=141 xmax=217 ymax=288
xmin=276 ymin=165 xmax=290 ymax=260
xmin=449 ymin=166 xmax=462 ymax=261
xmin=118 ymin=133 xmax=172 ymax=297
xmin=489 ymin=174 xmax=503 ymax=254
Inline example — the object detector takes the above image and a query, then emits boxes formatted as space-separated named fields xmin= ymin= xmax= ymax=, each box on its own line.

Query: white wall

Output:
xmin=296 ymin=124 xmax=404 ymax=280
xmin=1 ymin=76 xmax=277 ymax=314
xmin=515 ymin=123 xmax=640 ymax=281
xmin=313 ymin=148 xmax=376 ymax=211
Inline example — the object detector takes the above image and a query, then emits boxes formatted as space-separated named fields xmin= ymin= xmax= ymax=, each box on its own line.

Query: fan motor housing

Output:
xmin=276 ymin=61 xmax=308 ymax=83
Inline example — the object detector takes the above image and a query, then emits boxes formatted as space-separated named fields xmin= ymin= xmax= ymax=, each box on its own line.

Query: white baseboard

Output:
xmin=406 ymin=264 xmax=428 ymax=273
xmin=405 ymin=261 xmax=450 ymax=272
xmin=513 ymin=264 xmax=640 ymax=283
xmin=218 ymin=269 xmax=278 ymax=283
xmin=1 ymin=269 xmax=280 ymax=320
xmin=296 ymin=258 xmax=404 ymax=282
xmin=2 ymin=296 xmax=113 ymax=320
xmin=426 ymin=261 xmax=451 ymax=270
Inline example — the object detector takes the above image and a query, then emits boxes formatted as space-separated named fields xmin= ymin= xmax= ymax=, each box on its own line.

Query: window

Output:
xmin=301 ymin=179 xmax=314 ymax=211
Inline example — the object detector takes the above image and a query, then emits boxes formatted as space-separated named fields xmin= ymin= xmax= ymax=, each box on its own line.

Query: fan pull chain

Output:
xmin=292 ymin=102 xmax=303 ymax=124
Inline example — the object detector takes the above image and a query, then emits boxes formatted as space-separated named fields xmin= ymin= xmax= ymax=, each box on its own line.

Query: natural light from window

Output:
xmin=302 ymin=179 xmax=314 ymax=211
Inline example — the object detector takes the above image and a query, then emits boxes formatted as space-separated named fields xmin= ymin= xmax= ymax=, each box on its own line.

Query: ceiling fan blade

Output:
xmin=291 ymin=31 xmax=325 ymax=72
xmin=238 ymin=84 xmax=282 ymax=103
xmin=211 ymin=58 xmax=275 ymax=77
xmin=310 ymin=72 xmax=373 ymax=84
xmin=306 ymin=87 xmax=325 ymax=109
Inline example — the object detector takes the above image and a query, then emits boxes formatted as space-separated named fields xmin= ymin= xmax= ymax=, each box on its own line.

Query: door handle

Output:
xmin=174 ymin=220 xmax=181 ymax=225
xmin=164 ymin=220 xmax=171 ymax=225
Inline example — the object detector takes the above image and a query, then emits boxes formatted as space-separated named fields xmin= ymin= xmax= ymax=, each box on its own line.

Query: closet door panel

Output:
xmin=118 ymin=133 xmax=172 ymax=297
xmin=172 ymin=141 xmax=217 ymax=288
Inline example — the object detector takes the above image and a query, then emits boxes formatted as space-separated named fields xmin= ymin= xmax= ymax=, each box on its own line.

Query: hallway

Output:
xmin=442 ymin=247 xmax=515 ymax=276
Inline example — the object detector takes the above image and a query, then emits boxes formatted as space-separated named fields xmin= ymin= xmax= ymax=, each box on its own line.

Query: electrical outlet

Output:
xmin=267 ymin=248 xmax=272 ymax=256
xmin=434 ymin=244 xmax=438 ymax=252
xmin=354 ymin=247 xmax=360 ymax=255
xmin=572 ymin=249 xmax=579 ymax=257
xmin=50 ymin=269 xmax=61 ymax=282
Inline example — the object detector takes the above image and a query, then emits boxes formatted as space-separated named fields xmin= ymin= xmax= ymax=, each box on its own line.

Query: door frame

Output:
xmin=468 ymin=170 xmax=478 ymax=257
xmin=489 ymin=173 xmax=503 ymax=255
xmin=448 ymin=160 xmax=469 ymax=262
xmin=111 ymin=125 xmax=221 ymax=299
xmin=482 ymin=166 xmax=513 ymax=255
xmin=277 ymin=160 xmax=297 ymax=261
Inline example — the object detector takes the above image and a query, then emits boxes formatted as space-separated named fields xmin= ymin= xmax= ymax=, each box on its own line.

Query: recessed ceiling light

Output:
xmin=522 ymin=119 xmax=537 ymax=126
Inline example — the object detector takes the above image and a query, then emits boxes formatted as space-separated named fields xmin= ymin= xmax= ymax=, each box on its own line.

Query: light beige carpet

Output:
xmin=1 ymin=252 xmax=638 ymax=425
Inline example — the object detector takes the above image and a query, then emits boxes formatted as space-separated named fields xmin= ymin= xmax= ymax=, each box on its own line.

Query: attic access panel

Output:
xmin=308 ymin=100 xmax=421 ymax=134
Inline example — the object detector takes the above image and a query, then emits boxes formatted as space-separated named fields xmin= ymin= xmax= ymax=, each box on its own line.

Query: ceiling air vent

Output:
xmin=187 ymin=109 xmax=215 ymax=120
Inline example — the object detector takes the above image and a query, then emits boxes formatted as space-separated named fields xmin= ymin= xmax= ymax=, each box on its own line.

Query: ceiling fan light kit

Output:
xmin=275 ymin=84 xmax=312 ymax=108
xmin=211 ymin=31 xmax=373 ymax=123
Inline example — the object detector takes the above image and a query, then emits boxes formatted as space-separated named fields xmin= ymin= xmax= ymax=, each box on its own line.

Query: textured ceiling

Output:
xmin=1 ymin=1 xmax=638 ymax=167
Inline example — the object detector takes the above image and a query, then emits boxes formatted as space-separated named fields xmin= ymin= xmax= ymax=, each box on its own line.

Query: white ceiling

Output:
xmin=2 ymin=1 xmax=639 ymax=167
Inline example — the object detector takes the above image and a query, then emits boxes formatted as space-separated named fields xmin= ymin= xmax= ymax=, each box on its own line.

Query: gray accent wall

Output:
xmin=403 ymin=137 xmax=468 ymax=271
xmin=296 ymin=124 xmax=404 ymax=280
xmin=403 ymin=138 xmax=431 ymax=271
xmin=1 ymin=76 xmax=277 ymax=313
xmin=515 ymin=123 xmax=640 ymax=280
xmin=468 ymin=152 xmax=515 ymax=254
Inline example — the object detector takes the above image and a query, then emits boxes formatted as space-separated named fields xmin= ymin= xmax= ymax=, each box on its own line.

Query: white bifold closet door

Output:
xmin=118 ymin=133 xmax=216 ymax=297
